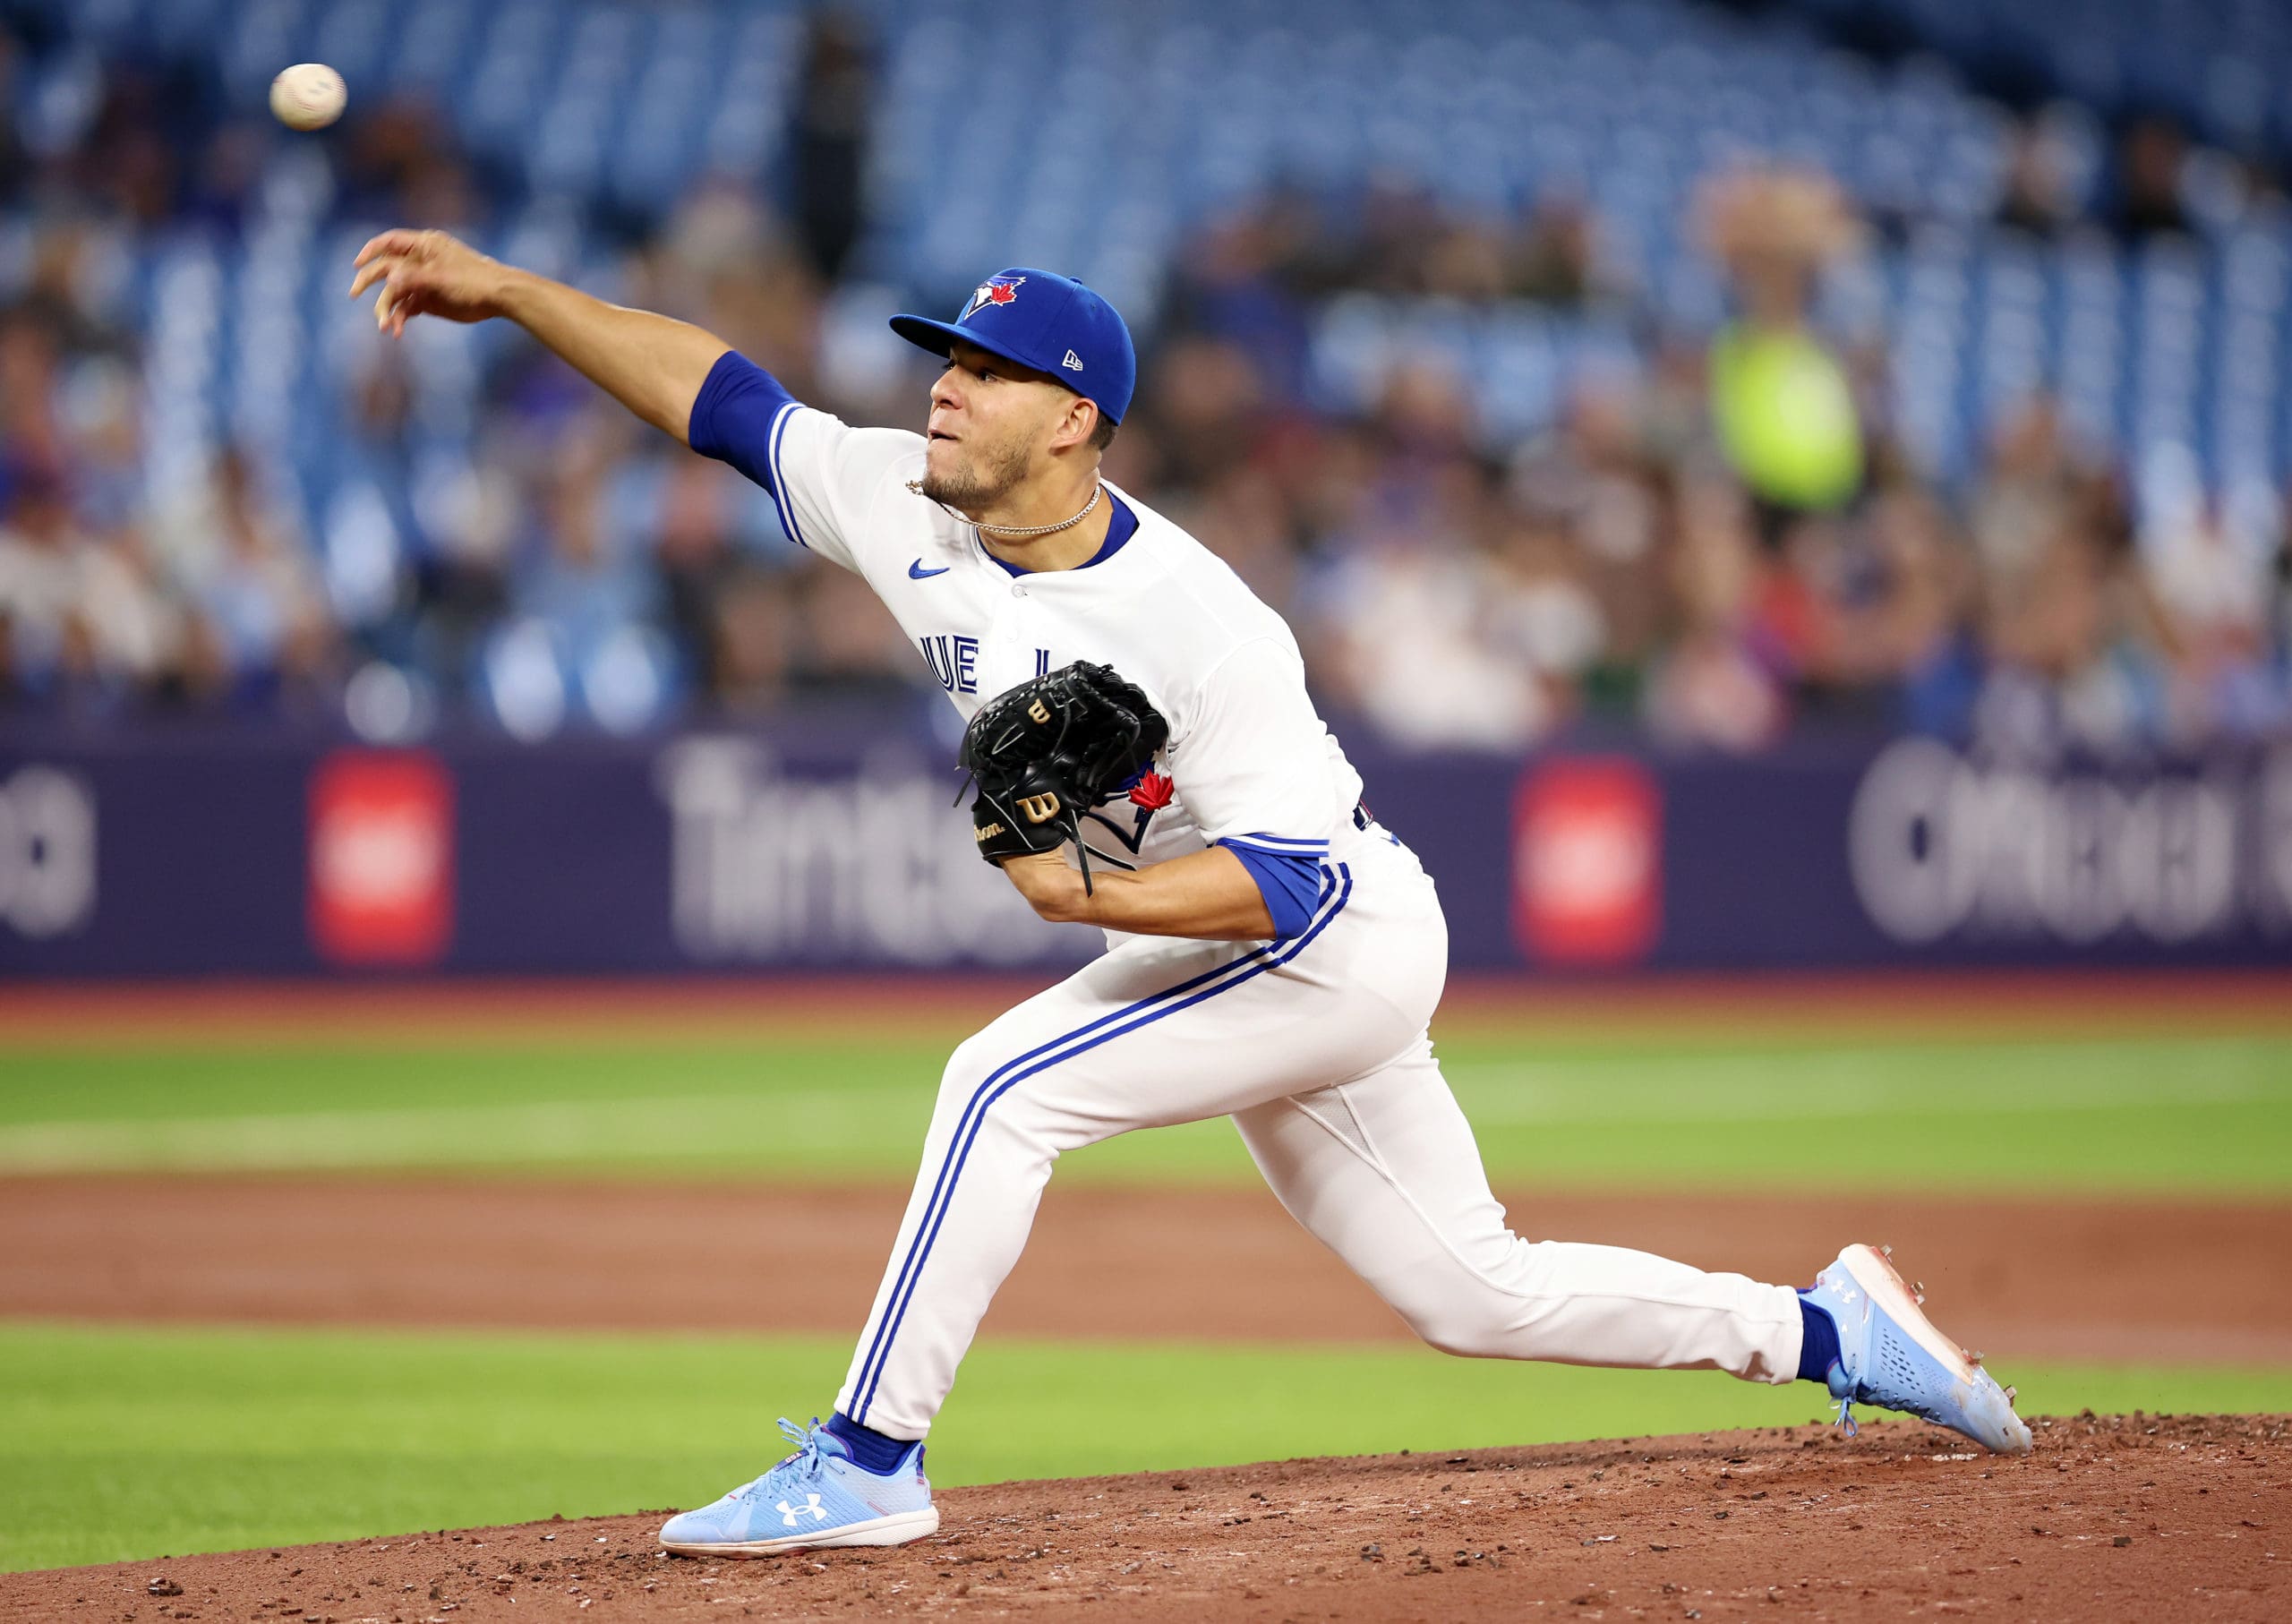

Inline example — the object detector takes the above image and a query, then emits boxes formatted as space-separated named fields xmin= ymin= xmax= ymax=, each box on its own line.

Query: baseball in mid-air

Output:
xmin=269 ymin=63 xmax=346 ymax=131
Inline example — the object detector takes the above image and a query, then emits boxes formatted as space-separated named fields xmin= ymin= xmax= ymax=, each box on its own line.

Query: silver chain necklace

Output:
xmin=907 ymin=480 xmax=1103 ymax=539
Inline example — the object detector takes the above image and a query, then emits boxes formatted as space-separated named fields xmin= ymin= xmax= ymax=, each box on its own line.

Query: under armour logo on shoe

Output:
xmin=778 ymin=1493 xmax=827 ymax=1526
xmin=1061 ymin=349 xmax=1084 ymax=372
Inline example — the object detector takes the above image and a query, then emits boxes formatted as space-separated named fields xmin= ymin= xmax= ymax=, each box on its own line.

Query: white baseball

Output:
xmin=269 ymin=63 xmax=346 ymax=132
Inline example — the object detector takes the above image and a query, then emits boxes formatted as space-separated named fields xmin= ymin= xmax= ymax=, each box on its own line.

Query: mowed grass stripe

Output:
xmin=0 ymin=1089 xmax=922 ymax=1173
xmin=0 ymin=1033 xmax=2287 ymax=1192
xmin=5 ymin=1320 xmax=2291 ymax=1575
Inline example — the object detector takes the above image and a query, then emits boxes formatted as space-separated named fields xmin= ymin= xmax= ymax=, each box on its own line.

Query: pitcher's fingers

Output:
xmin=388 ymin=280 xmax=429 ymax=337
xmin=347 ymin=254 xmax=400 ymax=300
xmin=352 ymin=229 xmax=424 ymax=269
xmin=374 ymin=273 xmax=415 ymax=330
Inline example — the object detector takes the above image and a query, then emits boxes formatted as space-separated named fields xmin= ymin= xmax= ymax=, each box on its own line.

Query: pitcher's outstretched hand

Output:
xmin=349 ymin=228 xmax=510 ymax=336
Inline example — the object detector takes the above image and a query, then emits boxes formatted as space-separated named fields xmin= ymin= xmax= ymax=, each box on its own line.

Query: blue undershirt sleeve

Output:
xmin=687 ymin=350 xmax=800 ymax=492
xmin=1216 ymin=841 xmax=1321 ymax=941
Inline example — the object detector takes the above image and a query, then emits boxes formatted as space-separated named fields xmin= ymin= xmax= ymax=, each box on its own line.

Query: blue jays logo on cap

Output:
xmin=962 ymin=275 xmax=1026 ymax=319
xmin=889 ymin=266 xmax=1138 ymax=424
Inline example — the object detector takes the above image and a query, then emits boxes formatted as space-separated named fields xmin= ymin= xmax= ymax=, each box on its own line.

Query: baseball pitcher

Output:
xmin=350 ymin=234 xmax=2031 ymax=1556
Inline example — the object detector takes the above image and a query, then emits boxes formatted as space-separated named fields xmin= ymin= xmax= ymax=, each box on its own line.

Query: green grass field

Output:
xmin=4 ymin=1028 xmax=2289 ymax=1192
xmin=4 ymin=1011 xmax=2289 ymax=1573
xmin=7 ymin=1321 xmax=2292 ymax=1575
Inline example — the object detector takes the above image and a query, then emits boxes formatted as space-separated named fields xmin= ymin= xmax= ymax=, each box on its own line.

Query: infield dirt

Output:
xmin=4 ymin=1414 xmax=2282 ymax=1621
xmin=6 ymin=1175 xmax=2288 ymax=1365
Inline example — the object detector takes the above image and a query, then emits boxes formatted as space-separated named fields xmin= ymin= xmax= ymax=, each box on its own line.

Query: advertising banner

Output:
xmin=3 ymin=719 xmax=2289 ymax=978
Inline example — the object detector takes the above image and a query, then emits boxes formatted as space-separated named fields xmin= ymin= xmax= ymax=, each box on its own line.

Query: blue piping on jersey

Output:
xmin=850 ymin=862 xmax=1355 ymax=1423
xmin=1220 ymin=833 xmax=1330 ymax=855
xmin=765 ymin=400 xmax=808 ymax=550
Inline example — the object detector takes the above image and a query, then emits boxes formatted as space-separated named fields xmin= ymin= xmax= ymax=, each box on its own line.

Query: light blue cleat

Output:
xmin=1802 ymin=1243 xmax=2034 ymax=1455
xmin=659 ymin=1418 xmax=938 ymax=1557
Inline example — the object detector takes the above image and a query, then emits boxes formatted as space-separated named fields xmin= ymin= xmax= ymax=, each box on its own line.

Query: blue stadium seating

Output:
xmin=10 ymin=0 xmax=2291 ymax=729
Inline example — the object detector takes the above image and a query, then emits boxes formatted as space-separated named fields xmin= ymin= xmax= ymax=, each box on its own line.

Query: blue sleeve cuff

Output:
xmin=688 ymin=350 xmax=800 ymax=494
xmin=1218 ymin=840 xmax=1322 ymax=941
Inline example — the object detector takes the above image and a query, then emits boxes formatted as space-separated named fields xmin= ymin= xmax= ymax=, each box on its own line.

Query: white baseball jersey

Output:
xmin=688 ymin=353 xmax=1807 ymax=1445
xmin=738 ymin=401 xmax=1364 ymax=893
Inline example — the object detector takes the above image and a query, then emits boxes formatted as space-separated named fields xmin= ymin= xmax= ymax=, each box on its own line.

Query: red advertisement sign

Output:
xmin=1512 ymin=757 xmax=1661 ymax=965
xmin=307 ymin=751 xmax=454 ymax=965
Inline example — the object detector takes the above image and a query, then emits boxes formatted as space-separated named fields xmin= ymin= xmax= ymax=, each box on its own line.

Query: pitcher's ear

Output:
xmin=1054 ymin=395 xmax=1101 ymax=454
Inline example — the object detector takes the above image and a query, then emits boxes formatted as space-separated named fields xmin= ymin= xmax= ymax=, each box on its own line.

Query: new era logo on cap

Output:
xmin=888 ymin=266 xmax=1137 ymax=423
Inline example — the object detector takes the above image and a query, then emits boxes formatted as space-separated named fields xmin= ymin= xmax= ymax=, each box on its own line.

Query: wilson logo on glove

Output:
xmin=958 ymin=662 xmax=1168 ymax=894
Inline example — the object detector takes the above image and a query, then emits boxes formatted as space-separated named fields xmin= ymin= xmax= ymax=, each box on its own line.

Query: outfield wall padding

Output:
xmin=3 ymin=717 xmax=2288 ymax=976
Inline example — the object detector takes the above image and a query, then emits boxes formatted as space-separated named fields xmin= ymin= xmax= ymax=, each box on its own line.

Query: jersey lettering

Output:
xmin=920 ymin=634 xmax=979 ymax=695
xmin=1082 ymin=800 xmax=1159 ymax=854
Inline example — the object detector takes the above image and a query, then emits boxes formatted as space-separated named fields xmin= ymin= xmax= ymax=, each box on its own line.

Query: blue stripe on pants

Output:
xmin=852 ymin=863 xmax=1355 ymax=1423
xmin=845 ymin=868 xmax=1339 ymax=1412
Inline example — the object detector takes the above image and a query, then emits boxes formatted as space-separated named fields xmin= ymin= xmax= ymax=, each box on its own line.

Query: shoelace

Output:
xmin=1835 ymin=1370 xmax=1954 ymax=1440
xmin=736 ymin=1417 xmax=829 ymax=1501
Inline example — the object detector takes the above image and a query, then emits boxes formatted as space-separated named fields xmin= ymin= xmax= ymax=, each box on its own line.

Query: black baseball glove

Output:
xmin=959 ymin=662 xmax=1168 ymax=893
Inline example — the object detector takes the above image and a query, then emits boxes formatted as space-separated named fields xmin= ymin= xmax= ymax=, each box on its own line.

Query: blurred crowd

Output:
xmin=1 ymin=13 xmax=2288 ymax=756
xmin=1148 ymin=167 xmax=2290 ymax=756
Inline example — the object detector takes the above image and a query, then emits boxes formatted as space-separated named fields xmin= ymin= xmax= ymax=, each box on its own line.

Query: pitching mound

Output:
xmin=7 ymin=1415 xmax=2284 ymax=1622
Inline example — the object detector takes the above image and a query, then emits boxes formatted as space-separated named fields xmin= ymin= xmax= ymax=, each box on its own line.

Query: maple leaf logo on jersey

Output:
xmin=1128 ymin=771 xmax=1175 ymax=810
xmin=962 ymin=276 xmax=1026 ymax=319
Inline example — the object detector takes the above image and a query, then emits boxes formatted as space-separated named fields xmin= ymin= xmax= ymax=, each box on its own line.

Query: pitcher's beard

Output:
xmin=920 ymin=439 xmax=1029 ymax=518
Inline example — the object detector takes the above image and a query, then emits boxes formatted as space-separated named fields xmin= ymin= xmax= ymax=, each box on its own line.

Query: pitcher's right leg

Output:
xmin=1234 ymin=1039 xmax=1805 ymax=1382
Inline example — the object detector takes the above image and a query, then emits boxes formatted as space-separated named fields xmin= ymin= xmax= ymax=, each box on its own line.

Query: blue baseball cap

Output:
xmin=890 ymin=268 xmax=1137 ymax=424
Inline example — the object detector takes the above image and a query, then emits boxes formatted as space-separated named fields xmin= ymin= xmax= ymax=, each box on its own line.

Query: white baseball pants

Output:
xmin=836 ymin=829 xmax=1804 ymax=1439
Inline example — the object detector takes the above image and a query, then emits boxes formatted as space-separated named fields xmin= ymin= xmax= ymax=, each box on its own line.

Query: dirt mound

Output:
xmin=7 ymin=1415 xmax=2283 ymax=1622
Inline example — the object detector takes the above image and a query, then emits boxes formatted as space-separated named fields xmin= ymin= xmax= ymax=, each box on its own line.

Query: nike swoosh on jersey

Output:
xmin=909 ymin=559 xmax=952 ymax=579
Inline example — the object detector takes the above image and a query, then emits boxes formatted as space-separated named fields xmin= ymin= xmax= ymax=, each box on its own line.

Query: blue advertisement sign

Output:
xmin=3 ymin=718 xmax=2289 ymax=978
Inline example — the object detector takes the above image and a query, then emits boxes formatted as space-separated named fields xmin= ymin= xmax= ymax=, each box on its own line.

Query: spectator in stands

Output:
xmin=57 ymin=355 xmax=142 ymax=543
xmin=791 ymin=566 xmax=915 ymax=702
xmin=0 ymin=313 xmax=64 ymax=479
xmin=706 ymin=568 xmax=796 ymax=714
xmin=788 ymin=12 xmax=877 ymax=285
xmin=1994 ymin=115 xmax=2082 ymax=241
xmin=1644 ymin=474 xmax=1789 ymax=752
xmin=509 ymin=422 xmax=668 ymax=725
xmin=653 ymin=456 xmax=748 ymax=677
xmin=1970 ymin=397 xmax=2087 ymax=591
xmin=1137 ymin=337 xmax=1269 ymax=493
xmin=1183 ymin=465 xmax=1301 ymax=619
xmin=1508 ymin=193 xmax=1628 ymax=310
xmin=1969 ymin=525 xmax=2156 ymax=754
xmin=0 ymin=464 xmax=172 ymax=702
xmin=2139 ymin=477 xmax=2286 ymax=741
xmin=1508 ymin=380 xmax=1667 ymax=682
xmin=0 ymin=27 xmax=30 ymax=211
xmin=2112 ymin=116 xmax=2196 ymax=244
xmin=1698 ymin=169 xmax=1867 ymax=526
xmin=1163 ymin=194 xmax=1328 ymax=412
xmin=193 ymin=448 xmax=331 ymax=705
xmin=1484 ymin=503 xmax=1606 ymax=719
